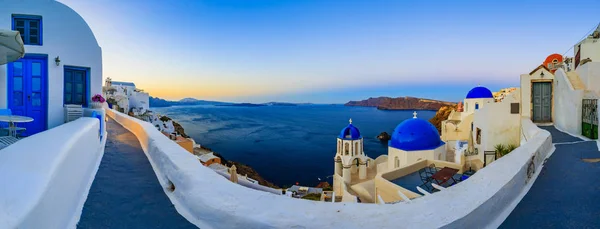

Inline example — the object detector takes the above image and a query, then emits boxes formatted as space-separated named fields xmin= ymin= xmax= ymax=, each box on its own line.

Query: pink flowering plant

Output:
xmin=92 ymin=94 xmax=106 ymax=103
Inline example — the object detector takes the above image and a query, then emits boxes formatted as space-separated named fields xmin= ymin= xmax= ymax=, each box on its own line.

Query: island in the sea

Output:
xmin=345 ymin=96 xmax=456 ymax=110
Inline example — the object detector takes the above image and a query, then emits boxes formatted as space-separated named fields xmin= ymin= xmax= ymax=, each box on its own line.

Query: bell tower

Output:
xmin=333 ymin=119 xmax=368 ymax=196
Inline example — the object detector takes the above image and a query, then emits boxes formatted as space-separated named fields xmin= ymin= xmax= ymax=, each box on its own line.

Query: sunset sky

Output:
xmin=59 ymin=0 xmax=600 ymax=103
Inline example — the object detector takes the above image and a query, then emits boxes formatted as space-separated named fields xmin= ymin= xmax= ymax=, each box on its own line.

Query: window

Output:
xmin=394 ymin=156 xmax=399 ymax=168
xmin=511 ymin=103 xmax=520 ymax=114
xmin=64 ymin=67 xmax=89 ymax=106
xmin=12 ymin=15 xmax=42 ymax=45
xmin=344 ymin=143 xmax=349 ymax=155
xmin=476 ymin=128 xmax=481 ymax=145
xmin=355 ymin=142 xmax=359 ymax=155
xmin=475 ymin=103 xmax=479 ymax=110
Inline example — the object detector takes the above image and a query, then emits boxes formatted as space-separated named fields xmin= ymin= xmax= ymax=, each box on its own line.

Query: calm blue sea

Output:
xmin=152 ymin=105 xmax=435 ymax=187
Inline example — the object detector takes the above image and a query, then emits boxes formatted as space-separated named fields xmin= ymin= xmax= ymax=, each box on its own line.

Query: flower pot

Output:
xmin=91 ymin=102 xmax=103 ymax=109
xmin=108 ymin=103 xmax=113 ymax=109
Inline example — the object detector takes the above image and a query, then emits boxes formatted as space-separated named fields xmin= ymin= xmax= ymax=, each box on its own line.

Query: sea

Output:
xmin=152 ymin=105 xmax=436 ymax=187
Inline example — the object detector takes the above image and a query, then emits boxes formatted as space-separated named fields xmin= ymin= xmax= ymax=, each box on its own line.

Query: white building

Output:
xmin=0 ymin=0 xmax=103 ymax=135
xmin=521 ymin=26 xmax=600 ymax=139
xmin=103 ymin=78 xmax=149 ymax=115
xmin=473 ymin=88 xmax=521 ymax=165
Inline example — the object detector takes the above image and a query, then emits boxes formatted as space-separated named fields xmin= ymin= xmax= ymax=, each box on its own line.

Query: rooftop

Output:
xmin=110 ymin=81 xmax=136 ymax=87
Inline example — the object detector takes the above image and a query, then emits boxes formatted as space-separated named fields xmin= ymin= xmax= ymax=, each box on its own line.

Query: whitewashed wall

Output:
xmin=0 ymin=118 xmax=106 ymax=229
xmin=473 ymin=89 xmax=522 ymax=163
xmin=0 ymin=0 xmax=102 ymax=129
xmin=129 ymin=91 xmax=150 ymax=112
xmin=554 ymin=68 xmax=584 ymax=135
xmin=575 ymin=38 xmax=600 ymax=68
xmin=106 ymin=109 xmax=555 ymax=229
xmin=462 ymin=98 xmax=494 ymax=119
xmin=576 ymin=62 xmax=600 ymax=93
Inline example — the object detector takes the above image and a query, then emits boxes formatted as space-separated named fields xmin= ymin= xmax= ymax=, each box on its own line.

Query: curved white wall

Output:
xmin=0 ymin=118 xmax=106 ymax=228
xmin=554 ymin=68 xmax=584 ymax=135
xmin=106 ymin=109 xmax=555 ymax=229
xmin=0 ymin=0 xmax=102 ymax=129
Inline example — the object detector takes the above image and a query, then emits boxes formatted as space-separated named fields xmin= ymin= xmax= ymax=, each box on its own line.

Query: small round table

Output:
xmin=0 ymin=115 xmax=34 ymax=137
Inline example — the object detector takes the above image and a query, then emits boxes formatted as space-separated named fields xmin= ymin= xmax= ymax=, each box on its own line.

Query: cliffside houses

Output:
xmin=103 ymin=77 xmax=149 ymax=116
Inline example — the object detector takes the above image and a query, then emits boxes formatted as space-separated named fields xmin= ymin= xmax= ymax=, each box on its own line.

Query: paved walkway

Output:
xmin=78 ymin=118 xmax=196 ymax=229
xmin=501 ymin=126 xmax=600 ymax=228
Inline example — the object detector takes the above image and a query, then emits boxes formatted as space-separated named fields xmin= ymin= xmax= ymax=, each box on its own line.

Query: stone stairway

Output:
xmin=566 ymin=71 xmax=586 ymax=90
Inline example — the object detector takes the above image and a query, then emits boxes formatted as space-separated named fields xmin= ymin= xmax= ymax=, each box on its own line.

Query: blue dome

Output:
xmin=389 ymin=118 xmax=445 ymax=151
xmin=339 ymin=123 xmax=361 ymax=140
xmin=466 ymin=86 xmax=493 ymax=99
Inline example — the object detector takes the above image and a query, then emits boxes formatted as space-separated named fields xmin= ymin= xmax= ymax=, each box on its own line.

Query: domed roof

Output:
xmin=339 ymin=119 xmax=361 ymax=140
xmin=389 ymin=115 xmax=444 ymax=151
xmin=466 ymin=86 xmax=493 ymax=99
xmin=543 ymin=53 xmax=563 ymax=64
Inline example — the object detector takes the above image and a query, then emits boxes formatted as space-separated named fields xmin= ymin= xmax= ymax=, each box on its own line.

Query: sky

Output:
xmin=58 ymin=0 xmax=600 ymax=103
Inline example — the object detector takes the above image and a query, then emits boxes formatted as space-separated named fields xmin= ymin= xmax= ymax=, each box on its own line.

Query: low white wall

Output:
xmin=0 ymin=118 xmax=106 ymax=229
xmin=213 ymin=169 xmax=282 ymax=195
xmin=554 ymin=68 xmax=584 ymax=135
xmin=106 ymin=108 xmax=555 ymax=229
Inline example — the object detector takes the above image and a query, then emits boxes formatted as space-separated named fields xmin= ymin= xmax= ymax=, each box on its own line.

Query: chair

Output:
xmin=0 ymin=109 xmax=24 ymax=137
xmin=64 ymin=104 xmax=83 ymax=123
xmin=0 ymin=109 xmax=10 ymax=136
xmin=426 ymin=163 xmax=439 ymax=175
xmin=418 ymin=168 xmax=435 ymax=191
xmin=0 ymin=136 xmax=19 ymax=150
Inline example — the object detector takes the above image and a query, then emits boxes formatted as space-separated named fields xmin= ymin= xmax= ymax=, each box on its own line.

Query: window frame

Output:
xmin=63 ymin=66 xmax=91 ymax=107
xmin=12 ymin=14 xmax=43 ymax=46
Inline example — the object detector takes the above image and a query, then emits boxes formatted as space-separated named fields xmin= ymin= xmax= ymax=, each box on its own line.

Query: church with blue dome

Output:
xmin=333 ymin=119 xmax=370 ymax=186
xmin=387 ymin=112 xmax=447 ymax=169
xmin=332 ymin=113 xmax=450 ymax=199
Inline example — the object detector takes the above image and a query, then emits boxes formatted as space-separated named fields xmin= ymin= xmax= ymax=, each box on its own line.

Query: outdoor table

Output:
xmin=431 ymin=167 xmax=459 ymax=186
xmin=0 ymin=115 xmax=34 ymax=137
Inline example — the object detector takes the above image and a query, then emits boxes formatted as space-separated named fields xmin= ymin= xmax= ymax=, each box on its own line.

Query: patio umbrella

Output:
xmin=229 ymin=165 xmax=238 ymax=183
xmin=0 ymin=30 xmax=25 ymax=65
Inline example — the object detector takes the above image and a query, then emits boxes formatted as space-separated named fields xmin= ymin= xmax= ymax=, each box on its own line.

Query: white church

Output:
xmin=332 ymin=111 xmax=460 ymax=203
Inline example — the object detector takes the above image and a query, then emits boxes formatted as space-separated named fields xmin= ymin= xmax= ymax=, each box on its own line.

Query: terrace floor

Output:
xmin=500 ymin=126 xmax=600 ymax=228
xmin=78 ymin=117 xmax=196 ymax=228
xmin=389 ymin=170 xmax=463 ymax=194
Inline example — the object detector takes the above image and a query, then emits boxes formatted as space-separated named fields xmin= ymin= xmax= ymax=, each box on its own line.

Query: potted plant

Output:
xmin=106 ymin=97 xmax=116 ymax=109
xmin=91 ymin=94 xmax=105 ymax=109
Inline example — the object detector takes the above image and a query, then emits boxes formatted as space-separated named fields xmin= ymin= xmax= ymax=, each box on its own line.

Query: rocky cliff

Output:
xmin=429 ymin=105 xmax=458 ymax=134
xmin=345 ymin=96 xmax=456 ymax=110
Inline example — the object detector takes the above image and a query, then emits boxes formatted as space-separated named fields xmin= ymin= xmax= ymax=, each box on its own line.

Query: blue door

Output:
xmin=7 ymin=56 xmax=47 ymax=136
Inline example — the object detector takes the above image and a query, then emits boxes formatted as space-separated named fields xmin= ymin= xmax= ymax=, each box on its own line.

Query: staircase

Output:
xmin=566 ymin=71 xmax=585 ymax=90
